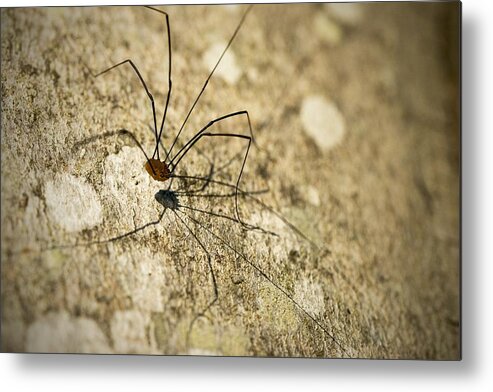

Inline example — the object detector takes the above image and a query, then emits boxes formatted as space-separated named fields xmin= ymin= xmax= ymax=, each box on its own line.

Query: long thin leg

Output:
xmin=172 ymin=209 xmax=218 ymax=350
xmin=168 ymin=110 xmax=258 ymax=231
xmin=214 ymin=151 xmax=245 ymax=175
xmin=95 ymin=59 xmax=160 ymax=160
xmin=180 ymin=210 xmax=349 ymax=358
xmin=172 ymin=132 xmax=252 ymax=231
xmin=174 ymin=150 xmax=243 ymax=195
xmin=72 ymin=128 xmax=158 ymax=177
xmin=173 ymin=171 xmax=268 ymax=198
xmin=45 ymin=209 xmax=166 ymax=251
xmin=171 ymin=174 xmax=316 ymax=247
xmin=145 ymin=123 xmax=170 ymax=161
xmin=175 ymin=162 xmax=215 ymax=195
xmin=169 ymin=110 xmax=255 ymax=169
xmin=172 ymin=174 xmax=257 ymax=193
xmin=164 ymin=5 xmax=254 ymax=163
xmin=175 ymin=189 xmax=268 ymax=198
xmin=144 ymin=6 xmax=173 ymax=161
xmin=177 ymin=204 xmax=276 ymax=236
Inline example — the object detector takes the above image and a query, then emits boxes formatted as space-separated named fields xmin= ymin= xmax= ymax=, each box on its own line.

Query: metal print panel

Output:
xmin=0 ymin=2 xmax=460 ymax=359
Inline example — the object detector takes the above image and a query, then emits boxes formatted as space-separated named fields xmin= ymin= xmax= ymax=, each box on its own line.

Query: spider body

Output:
xmin=155 ymin=189 xmax=179 ymax=210
xmin=145 ymin=158 xmax=171 ymax=182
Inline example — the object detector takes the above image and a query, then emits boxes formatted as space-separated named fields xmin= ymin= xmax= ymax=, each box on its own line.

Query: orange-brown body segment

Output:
xmin=144 ymin=159 xmax=171 ymax=182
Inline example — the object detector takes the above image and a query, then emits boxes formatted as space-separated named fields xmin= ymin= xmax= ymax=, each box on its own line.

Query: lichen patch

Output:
xmin=112 ymin=248 xmax=166 ymax=313
xmin=110 ymin=310 xmax=156 ymax=354
xmin=103 ymin=146 xmax=162 ymax=229
xmin=324 ymin=3 xmax=364 ymax=26
xmin=256 ymin=282 xmax=298 ymax=333
xmin=202 ymin=42 xmax=242 ymax=85
xmin=305 ymin=185 xmax=321 ymax=207
xmin=300 ymin=95 xmax=346 ymax=151
xmin=294 ymin=277 xmax=326 ymax=318
xmin=187 ymin=318 xmax=249 ymax=356
xmin=314 ymin=13 xmax=343 ymax=45
xmin=44 ymin=173 xmax=103 ymax=232
xmin=26 ymin=311 xmax=111 ymax=353
xmin=247 ymin=210 xmax=300 ymax=261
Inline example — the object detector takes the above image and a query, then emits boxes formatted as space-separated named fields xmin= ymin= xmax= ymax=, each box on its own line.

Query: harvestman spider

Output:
xmin=73 ymin=5 xmax=348 ymax=357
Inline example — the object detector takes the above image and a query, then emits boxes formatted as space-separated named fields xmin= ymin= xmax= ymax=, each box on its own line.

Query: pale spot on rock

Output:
xmin=301 ymin=95 xmax=346 ymax=151
xmin=248 ymin=211 xmax=300 ymax=262
xmin=305 ymin=185 xmax=321 ymax=207
xmin=257 ymin=282 xmax=298 ymax=333
xmin=324 ymin=3 xmax=364 ymax=26
xmin=26 ymin=311 xmax=111 ymax=353
xmin=187 ymin=319 xmax=248 ymax=357
xmin=111 ymin=248 xmax=166 ymax=313
xmin=45 ymin=173 xmax=103 ymax=232
xmin=103 ymin=146 xmax=162 ymax=229
xmin=2 ymin=319 xmax=25 ymax=352
xmin=203 ymin=42 xmax=242 ymax=85
xmin=221 ymin=4 xmax=241 ymax=13
xmin=294 ymin=277 xmax=325 ymax=317
xmin=246 ymin=67 xmax=259 ymax=83
xmin=314 ymin=13 xmax=342 ymax=45
xmin=188 ymin=348 xmax=221 ymax=356
xmin=104 ymin=146 xmax=154 ymax=202
xmin=111 ymin=310 xmax=155 ymax=354
xmin=42 ymin=249 xmax=67 ymax=280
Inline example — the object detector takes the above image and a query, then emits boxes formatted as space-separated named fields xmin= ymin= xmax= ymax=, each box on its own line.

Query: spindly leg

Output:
xmin=95 ymin=59 xmax=160 ymax=160
xmin=172 ymin=131 xmax=253 ymax=231
xmin=45 ymin=209 xmax=166 ymax=251
xmin=172 ymin=173 xmax=316 ymax=246
xmin=72 ymin=128 xmax=158 ymax=177
xmin=144 ymin=6 xmax=173 ymax=161
xmin=169 ymin=109 xmax=262 ymax=231
xmin=170 ymin=110 xmax=256 ymax=170
xmin=180 ymin=209 xmax=350 ymax=358
xmin=172 ymin=209 xmax=218 ymax=351
xmin=164 ymin=5 xmax=254 ymax=163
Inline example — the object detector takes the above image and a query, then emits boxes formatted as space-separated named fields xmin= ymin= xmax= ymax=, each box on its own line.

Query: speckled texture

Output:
xmin=1 ymin=3 xmax=460 ymax=358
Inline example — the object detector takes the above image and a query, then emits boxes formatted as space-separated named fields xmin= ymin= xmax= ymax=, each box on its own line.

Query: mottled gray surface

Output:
xmin=1 ymin=3 xmax=460 ymax=358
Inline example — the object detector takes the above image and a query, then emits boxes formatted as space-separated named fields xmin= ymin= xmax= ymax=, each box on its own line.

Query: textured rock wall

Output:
xmin=1 ymin=3 xmax=460 ymax=358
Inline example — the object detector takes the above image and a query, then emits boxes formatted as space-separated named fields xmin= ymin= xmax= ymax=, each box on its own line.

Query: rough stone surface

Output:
xmin=1 ymin=4 xmax=460 ymax=359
